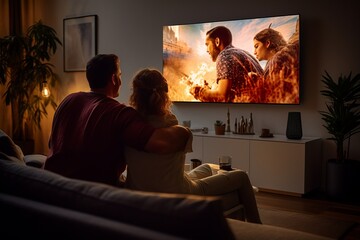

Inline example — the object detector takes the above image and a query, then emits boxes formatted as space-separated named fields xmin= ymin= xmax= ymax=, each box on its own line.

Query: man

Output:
xmin=191 ymin=26 xmax=264 ymax=102
xmin=44 ymin=54 xmax=190 ymax=186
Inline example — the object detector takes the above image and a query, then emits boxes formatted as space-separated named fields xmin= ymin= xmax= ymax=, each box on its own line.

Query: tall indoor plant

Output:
xmin=320 ymin=70 xmax=360 ymax=199
xmin=0 ymin=20 xmax=61 ymax=150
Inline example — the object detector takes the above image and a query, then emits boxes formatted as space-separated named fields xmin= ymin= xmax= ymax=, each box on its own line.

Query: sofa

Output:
xmin=0 ymin=130 xmax=331 ymax=239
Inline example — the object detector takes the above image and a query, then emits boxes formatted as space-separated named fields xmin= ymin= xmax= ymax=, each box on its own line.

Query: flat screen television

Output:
xmin=163 ymin=14 xmax=300 ymax=104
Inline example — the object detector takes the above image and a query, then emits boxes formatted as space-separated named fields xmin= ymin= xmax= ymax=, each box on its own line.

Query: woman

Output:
xmin=253 ymin=25 xmax=300 ymax=104
xmin=125 ymin=68 xmax=261 ymax=223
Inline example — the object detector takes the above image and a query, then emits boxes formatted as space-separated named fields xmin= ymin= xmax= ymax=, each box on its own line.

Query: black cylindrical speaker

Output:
xmin=286 ymin=112 xmax=302 ymax=139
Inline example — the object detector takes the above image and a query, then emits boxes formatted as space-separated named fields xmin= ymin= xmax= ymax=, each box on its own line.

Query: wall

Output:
xmin=2 ymin=0 xmax=359 ymax=187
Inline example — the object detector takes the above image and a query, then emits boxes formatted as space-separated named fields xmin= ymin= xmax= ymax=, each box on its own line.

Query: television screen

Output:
xmin=163 ymin=14 xmax=300 ymax=104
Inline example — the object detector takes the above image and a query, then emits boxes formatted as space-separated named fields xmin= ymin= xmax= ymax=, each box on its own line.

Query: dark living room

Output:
xmin=1 ymin=0 xmax=360 ymax=239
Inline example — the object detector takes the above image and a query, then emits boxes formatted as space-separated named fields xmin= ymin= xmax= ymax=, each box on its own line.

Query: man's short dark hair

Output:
xmin=86 ymin=54 xmax=119 ymax=89
xmin=206 ymin=26 xmax=232 ymax=46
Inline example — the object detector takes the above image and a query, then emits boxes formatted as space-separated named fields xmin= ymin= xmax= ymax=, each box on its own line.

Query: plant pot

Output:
xmin=326 ymin=159 xmax=346 ymax=199
xmin=214 ymin=125 xmax=225 ymax=135
xmin=327 ymin=159 xmax=360 ymax=201
xmin=345 ymin=159 xmax=360 ymax=201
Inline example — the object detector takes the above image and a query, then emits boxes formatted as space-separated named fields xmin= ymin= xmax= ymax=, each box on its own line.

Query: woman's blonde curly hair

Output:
xmin=130 ymin=68 xmax=172 ymax=116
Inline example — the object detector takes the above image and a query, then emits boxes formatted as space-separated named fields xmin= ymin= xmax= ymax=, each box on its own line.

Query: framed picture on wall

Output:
xmin=63 ymin=15 xmax=97 ymax=72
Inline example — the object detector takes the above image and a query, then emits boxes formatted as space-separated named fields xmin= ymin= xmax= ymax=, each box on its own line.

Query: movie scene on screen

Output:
xmin=163 ymin=14 xmax=300 ymax=104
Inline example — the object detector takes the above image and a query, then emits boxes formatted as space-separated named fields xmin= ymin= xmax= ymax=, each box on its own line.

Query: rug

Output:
xmin=259 ymin=208 xmax=357 ymax=239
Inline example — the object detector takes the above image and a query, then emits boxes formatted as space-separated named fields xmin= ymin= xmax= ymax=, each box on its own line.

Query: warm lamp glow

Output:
xmin=41 ymin=82 xmax=51 ymax=98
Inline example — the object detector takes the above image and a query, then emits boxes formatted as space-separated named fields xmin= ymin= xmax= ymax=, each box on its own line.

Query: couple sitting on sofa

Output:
xmin=43 ymin=54 xmax=261 ymax=223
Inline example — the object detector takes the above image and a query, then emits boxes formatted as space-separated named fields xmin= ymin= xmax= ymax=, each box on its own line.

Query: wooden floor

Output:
xmin=255 ymin=191 xmax=360 ymax=239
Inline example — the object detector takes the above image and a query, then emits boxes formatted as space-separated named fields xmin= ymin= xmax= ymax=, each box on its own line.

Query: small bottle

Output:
xmin=249 ymin=113 xmax=254 ymax=134
xmin=234 ymin=118 xmax=237 ymax=133
xmin=245 ymin=118 xmax=248 ymax=133
xmin=240 ymin=116 xmax=245 ymax=134
xmin=226 ymin=108 xmax=231 ymax=132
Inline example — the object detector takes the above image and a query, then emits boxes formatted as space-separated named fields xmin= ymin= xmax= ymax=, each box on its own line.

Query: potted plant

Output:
xmin=320 ymin=70 xmax=360 ymax=199
xmin=0 ymin=20 xmax=61 ymax=153
xmin=214 ymin=120 xmax=226 ymax=135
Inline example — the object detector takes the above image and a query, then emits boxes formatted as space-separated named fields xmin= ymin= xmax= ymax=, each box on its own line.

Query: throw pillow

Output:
xmin=0 ymin=129 xmax=25 ymax=162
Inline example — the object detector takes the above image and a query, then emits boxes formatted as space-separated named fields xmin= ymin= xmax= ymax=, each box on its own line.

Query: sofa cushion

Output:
xmin=0 ymin=159 xmax=234 ymax=239
xmin=0 ymin=129 xmax=24 ymax=163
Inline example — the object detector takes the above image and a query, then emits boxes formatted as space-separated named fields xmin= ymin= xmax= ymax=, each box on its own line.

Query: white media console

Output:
xmin=186 ymin=131 xmax=322 ymax=196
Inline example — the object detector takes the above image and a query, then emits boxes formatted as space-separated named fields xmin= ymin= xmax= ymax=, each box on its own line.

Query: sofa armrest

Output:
xmin=227 ymin=218 xmax=331 ymax=240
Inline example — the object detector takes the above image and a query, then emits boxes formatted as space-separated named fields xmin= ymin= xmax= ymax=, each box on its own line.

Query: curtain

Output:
xmin=0 ymin=0 xmax=35 ymax=137
xmin=0 ymin=0 xmax=9 ymax=36
xmin=9 ymin=0 xmax=21 ymax=35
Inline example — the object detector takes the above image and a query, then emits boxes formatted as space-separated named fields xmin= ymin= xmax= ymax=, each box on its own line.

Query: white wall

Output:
xmin=30 ymin=0 xmax=359 ymax=169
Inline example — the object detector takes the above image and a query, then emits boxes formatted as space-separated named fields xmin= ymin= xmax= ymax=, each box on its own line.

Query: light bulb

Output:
xmin=41 ymin=82 xmax=51 ymax=98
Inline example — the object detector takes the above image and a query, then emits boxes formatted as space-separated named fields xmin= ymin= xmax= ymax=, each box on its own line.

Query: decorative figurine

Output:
xmin=233 ymin=113 xmax=255 ymax=135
